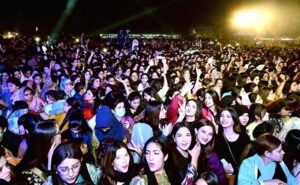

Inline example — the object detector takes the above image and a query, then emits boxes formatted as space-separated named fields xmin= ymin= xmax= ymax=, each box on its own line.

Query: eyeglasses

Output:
xmin=57 ymin=162 xmax=81 ymax=175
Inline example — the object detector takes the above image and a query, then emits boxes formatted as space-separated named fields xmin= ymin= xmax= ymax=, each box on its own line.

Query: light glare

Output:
xmin=35 ymin=37 xmax=40 ymax=42
xmin=231 ymin=7 xmax=274 ymax=35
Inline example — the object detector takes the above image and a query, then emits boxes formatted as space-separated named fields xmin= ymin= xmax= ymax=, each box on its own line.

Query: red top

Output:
xmin=167 ymin=95 xmax=184 ymax=125
xmin=83 ymin=100 xmax=94 ymax=120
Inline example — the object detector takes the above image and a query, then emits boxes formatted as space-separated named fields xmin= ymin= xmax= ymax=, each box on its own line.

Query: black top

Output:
xmin=215 ymin=133 xmax=250 ymax=168
xmin=165 ymin=144 xmax=191 ymax=185
xmin=1 ymin=130 xmax=22 ymax=156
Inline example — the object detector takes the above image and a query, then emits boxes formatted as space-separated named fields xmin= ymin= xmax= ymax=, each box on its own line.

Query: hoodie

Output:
xmin=95 ymin=105 xmax=125 ymax=142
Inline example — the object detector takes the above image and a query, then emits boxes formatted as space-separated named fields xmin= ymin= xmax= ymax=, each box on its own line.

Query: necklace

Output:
xmin=225 ymin=133 xmax=239 ymax=142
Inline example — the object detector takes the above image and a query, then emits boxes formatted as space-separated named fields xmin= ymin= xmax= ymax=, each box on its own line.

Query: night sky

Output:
xmin=0 ymin=0 xmax=299 ymax=36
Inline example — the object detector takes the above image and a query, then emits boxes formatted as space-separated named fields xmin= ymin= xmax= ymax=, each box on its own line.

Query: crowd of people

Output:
xmin=0 ymin=34 xmax=299 ymax=185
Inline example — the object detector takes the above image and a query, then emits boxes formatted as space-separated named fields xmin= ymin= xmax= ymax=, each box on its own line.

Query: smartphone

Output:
xmin=221 ymin=159 xmax=229 ymax=166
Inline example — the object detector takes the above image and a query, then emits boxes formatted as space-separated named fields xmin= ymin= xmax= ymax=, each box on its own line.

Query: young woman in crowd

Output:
xmin=0 ymin=77 xmax=21 ymax=116
xmin=142 ymin=87 xmax=157 ymax=102
xmin=17 ymin=113 xmax=41 ymax=159
xmin=267 ymin=95 xmax=300 ymax=140
xmin=246 ymin=103 xmax=269 ymax=141
xmin=258 ymin=86 xmax=277 ymax=106
xmin=131 ymin=136 xmax=200 ymax=185
xmin=137 ymin=74 xmax=150 ymax=94
xmin=200 ymin=90 xmax=221 ymax=132
xmin=88 ymin=77 xmax=101 ymax=91
xmin=212 ymin=78 xmax=223 ymax=98
xmin=61 ymin=110 xmax=93 ymax=153
xmin=283 ymin=80 xmax=300 ymax=95
xmin=44 ymin=142 xmax=99 ymax=185
xmin=83 ymin=88 xmax=100 ymax=121
xmin=106 ymin=91 xmax=134 ymax=140
xmin=130 ymin=71 xmax=139 ymax=90
xmin=60 ymin=78 xmax=74 ymax=99
xmin=194 ymin=171 xmax=220 ymax=185
xmin=166 ymin=122 xmax=200 ymax=184
xmin=215 ymin=108 xmax=250 ymax=176
xmin=0 ymin=145 xmax=20 ymax=184
xmin=284 ymin=129 xmax=300 ymax=184
xmin=98 ymin=139 xmax=142 ymax=185
xmin=44 ymin=90 xmax=57 ymax=105
xmin=233 ymin=104 xmax=250 ymax=128
xmin=32 ymin=73 xmax=44 ymax=97
xmin=15 ymin=120 xmax=61 ymax=185
xmin=126 ymin=91 xmax=143 ymax=119
xmin=94 ymin=92 xmax=126 ymax=142
xmin=0 ymin=72 xmax=9 ymax=96
xmin=193 ymin=119 xmax=227 ymax=185
xmin=184 ymin=99 xmax=201 ymax=127
xmin=20 ymin=87 xmax=45 ymax=114
xmin=143 ymin=101 xmax=171 ymax=139
xmin=238 ymin=134 xmax=297 ymax=185
xmin=81 ymin=70 xmax=92 ymax=89
xmin=97 ymin=70 xmax=106 ymax=88
xmin=58 ymin=97 xmax=81 ymax=131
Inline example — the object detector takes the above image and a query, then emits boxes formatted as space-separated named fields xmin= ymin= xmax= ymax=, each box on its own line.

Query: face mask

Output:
xmin=115 ymin=108 xmax=126 ymax=118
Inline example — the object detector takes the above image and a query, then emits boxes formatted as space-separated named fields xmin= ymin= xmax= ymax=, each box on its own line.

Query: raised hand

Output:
xmin=149 ymin=59 xmax=155 ymax=66
xmin=188 ymin=142 xmax=201 ymax=168
xmin=180 ymin=82 xmax=192 ymax=97
xmin=128 ymin=143 xmax=143 ymax=156
xmin=177 ymin=101 xmax=186 ymax=123
xmin=195 ymin=62 xmax=201 ymax=75
xmin=162 ymin=57 xmax=167 ymax=64
xmin=162 ymin=123 xmax=173 ymax=137
xmin=188 ymin=142 xmax=201 ymax=159
xmin=224 ymin=163 xmax=234 ymax=174
xmin=115 ymin=76 xmax=125 ymax=84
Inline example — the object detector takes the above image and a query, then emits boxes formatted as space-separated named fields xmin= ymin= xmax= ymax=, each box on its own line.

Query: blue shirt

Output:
xmin=238 ymin=154 xmax=297 ymax=185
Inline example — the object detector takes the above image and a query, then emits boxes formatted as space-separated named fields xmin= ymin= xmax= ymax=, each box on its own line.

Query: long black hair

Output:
xmin=51 ymin=142 xmax=93 ymax=185
xmin=142 ymin=137 xmax=170 ymax=185
xmin=98 ymin=139 xmax=134 ymax=185
xmin=60 ymin=97 xmax=80 ymax=130
xmin=16 ymin=119 xmax=58 ymax=172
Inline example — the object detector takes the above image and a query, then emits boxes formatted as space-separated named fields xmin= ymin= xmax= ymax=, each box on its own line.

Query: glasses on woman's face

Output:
xmin=57 ymin=161 xmax=81 ymax=175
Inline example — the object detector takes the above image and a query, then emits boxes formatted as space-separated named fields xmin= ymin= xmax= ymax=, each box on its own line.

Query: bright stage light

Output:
xmin=102 ymin=48 xmax=108 ymax=53
xmin=3 ymin=32 xmax=18 ymax=39
xmin=7 ymin=32 xmax=13 ymax=39
xmin=230 ymin=7 xmax=274 ymax=35
xmin=233 ymin=11 xmax=257 ymax=27
xmin=35 ymin=37 xmax=41 ymax=42
xmin=75 ymin=38 xmax=80 ymax=43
